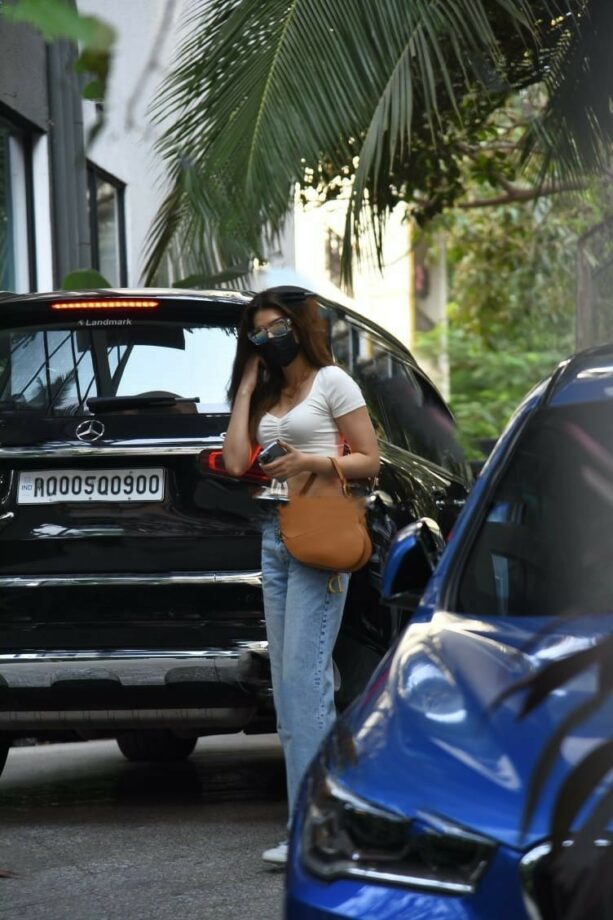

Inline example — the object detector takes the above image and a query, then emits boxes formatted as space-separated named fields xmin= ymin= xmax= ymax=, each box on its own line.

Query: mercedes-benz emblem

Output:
xmin=75 ymin=419 xmax=106 ymax=442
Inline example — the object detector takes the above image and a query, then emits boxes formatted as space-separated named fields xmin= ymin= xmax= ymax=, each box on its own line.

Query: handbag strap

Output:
xmin=329 ymin=456 xmax=351 ymax=496
xmin=299 ymin=472 xmax=317 ymax=496
xmin=298 ymin=456 xmax=350 ymax=497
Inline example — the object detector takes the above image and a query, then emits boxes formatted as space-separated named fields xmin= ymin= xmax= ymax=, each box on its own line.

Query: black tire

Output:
xmin=116 ymin=730 xmax=197 ymax=763
xmin=0 ymin=738 xmax=10 ymax=778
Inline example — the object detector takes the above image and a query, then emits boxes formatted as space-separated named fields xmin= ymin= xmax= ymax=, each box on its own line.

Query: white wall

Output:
xmin=77 ymin=0 xmax=189 ymax=286
xmin=7 ymin=134 xmax=31 ymax=293
xmin=293 ymin=193 xmax=414 ymax=351
xmin=32 ymin=134 xmax=54 ymax=292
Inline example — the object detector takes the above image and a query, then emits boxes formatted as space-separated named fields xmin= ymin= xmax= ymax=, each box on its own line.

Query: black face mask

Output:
xmin=257 ymin=331 xmax=300 ymax=368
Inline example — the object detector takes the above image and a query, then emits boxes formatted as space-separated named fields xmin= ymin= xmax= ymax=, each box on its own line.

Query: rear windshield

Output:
xmin=0 ymin=321 xmax=238 ymax=415
xmin=456 ymin=402 xmax=613 ymax=617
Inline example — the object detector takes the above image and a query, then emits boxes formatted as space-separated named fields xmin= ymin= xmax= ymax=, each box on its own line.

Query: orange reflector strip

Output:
xmin=51 ymin=299 xmax=159 ymax=310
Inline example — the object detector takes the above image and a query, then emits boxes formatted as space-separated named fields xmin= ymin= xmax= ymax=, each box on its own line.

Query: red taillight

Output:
xmin=199 ymin=449 xmax=269 ymax=484
xmin=51 ymin=299 xmax=159 ymax=310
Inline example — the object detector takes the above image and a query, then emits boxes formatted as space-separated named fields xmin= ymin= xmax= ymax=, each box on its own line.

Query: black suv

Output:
xmin=0 ymin=289 xmax=470 ymax=777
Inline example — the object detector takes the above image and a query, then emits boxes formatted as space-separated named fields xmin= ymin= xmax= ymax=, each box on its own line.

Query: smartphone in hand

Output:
xmin=258 ymin=440 xmax=288 ymax=466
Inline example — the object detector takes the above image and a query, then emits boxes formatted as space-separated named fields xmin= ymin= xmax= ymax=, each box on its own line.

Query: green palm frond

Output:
xmin=144 ymin=0 xmax=607 ymax=287
xmin=521 ymin=0 xmax=613 ymax=183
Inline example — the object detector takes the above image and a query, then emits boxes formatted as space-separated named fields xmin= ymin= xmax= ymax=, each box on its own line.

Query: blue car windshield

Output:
xmin=457 ymin=402 xmax=613 ymax=617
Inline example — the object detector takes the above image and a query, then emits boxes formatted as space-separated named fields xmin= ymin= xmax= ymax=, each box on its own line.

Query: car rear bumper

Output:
xmin=0 ymin=645 xmax=271 ymax=732
xmin=0 ymin=570 xmax=265 ymax=652
xmin=0 ymin=570 xmax=262 ymax=587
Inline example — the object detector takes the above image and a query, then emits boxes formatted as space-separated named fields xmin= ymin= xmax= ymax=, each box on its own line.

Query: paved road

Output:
xmin=0 ymin=735 xmax=289 ymax=920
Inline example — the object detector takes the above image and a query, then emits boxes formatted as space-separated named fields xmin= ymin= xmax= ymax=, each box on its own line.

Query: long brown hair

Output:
xmin=228 ymin=288 xmax=333 ymax=444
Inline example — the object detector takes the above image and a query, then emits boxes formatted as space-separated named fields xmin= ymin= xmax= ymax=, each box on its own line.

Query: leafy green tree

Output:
xmin=421 ymin=325 xmax=566 ymax=453
xmin=144 ymin=0 xmax=612 ymax=286
xmin=417 ymin=166 xmax=609 ymax=453
xmin=61 ymin=269 xmax=111 ymax=290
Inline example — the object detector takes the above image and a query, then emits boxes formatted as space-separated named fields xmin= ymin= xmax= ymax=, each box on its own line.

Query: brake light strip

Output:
xmin=51 ymin=299 xmax=159 ymax=310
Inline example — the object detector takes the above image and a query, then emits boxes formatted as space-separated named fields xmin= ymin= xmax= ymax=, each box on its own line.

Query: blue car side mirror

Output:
xmin=382 ymin=517 xmax=445 ymax=610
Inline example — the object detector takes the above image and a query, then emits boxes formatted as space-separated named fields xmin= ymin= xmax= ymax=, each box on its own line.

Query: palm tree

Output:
xmin=144 ymin=0 xmax=611 ymax=286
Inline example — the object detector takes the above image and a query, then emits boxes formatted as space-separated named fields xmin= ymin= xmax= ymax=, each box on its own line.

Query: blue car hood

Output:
xmin=337 ymin=611 xmax=613 ymax=850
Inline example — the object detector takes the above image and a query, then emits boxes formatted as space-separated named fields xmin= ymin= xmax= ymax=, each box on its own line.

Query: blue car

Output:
xmin=286 ymin=346 xmax=613 ymax=919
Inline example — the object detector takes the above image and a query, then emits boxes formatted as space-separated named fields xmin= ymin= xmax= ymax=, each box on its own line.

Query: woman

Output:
xmin=223 ymin=286 xmax=380 ymax=866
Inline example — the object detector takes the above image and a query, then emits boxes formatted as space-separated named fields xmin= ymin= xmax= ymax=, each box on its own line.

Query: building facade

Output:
xmin=0 ymin=0 xmax=189 ymax=294
xmin=0 ymin=11 xmax=56 ymax=292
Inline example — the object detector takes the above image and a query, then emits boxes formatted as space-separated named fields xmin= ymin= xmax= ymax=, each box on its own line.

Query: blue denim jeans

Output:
xmin=261 ymin=513 xmax=349 ymax=823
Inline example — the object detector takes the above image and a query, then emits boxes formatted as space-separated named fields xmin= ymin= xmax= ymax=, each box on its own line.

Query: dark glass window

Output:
xmin=0 ymin=119 xmax=35 ymax=292
xmin=87 ymin=164 xmax=127 ymax=286
xmin=329 ymin=313 xmax=357 ymax=371
xmin=323 ymin=308 xmax=465 ymax=470
xmin=0 ymin=321 xmax=238 ymax=416
xmin=0 ymin=127 xmax=12 ymax=290
xmin=412 ymin=371 xmax=466 ymax=475
xmin=328 ymin=314 xmax=386 ymax=439
xmin=338 ymin=322 xmax=462 ymax=470
xmin=456 ymin=403 xmax=613 ymax=617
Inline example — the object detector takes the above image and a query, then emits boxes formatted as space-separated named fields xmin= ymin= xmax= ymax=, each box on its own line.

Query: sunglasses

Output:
xmin=248 ymin=317 xmax=293 ymax=346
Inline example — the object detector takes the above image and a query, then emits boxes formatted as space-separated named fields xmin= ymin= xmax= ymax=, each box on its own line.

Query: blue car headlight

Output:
xmin=398 ymin=653 xmax=467 ymax=725
xmin=301 ymin=760 xmax=496 ymax=894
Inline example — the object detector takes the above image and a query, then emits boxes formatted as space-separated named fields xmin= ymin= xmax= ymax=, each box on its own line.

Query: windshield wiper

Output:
xmin=86 ymin=395 xmax=201 ymax=413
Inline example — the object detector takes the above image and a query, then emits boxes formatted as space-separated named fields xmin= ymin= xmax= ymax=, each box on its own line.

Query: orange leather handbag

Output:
xmin=279 ymin=457 xmax=372 ymax=573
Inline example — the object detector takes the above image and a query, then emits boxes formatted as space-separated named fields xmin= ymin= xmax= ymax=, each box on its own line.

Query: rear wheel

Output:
xmin=116 ymin=730 xmax=197 ymax=763
xmin=0 ymin=738 xmax=10 ymax=778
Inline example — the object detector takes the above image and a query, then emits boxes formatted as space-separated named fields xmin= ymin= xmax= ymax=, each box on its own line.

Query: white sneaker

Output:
xmin=262 ymin=839 xmax=288 ymax=867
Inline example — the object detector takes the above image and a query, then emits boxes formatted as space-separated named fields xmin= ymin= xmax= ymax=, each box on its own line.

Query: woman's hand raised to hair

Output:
xmin=223 ymin=354 xmax=262 ymax=477
xmin=239 ymin=354 xmax=262 ymax=396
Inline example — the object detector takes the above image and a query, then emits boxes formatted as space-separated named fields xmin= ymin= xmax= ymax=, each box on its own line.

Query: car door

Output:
xmin=336 ymin=317 xmax=469 ymax=540
xmin=324 ymin=308 xmax=470 ymax=705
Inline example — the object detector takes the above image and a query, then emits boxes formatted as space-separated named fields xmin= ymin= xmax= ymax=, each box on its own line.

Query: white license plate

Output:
xmin=17 ymin=468 xmax=166 ymax=504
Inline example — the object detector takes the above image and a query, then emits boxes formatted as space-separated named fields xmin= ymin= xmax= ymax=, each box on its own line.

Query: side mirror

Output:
xmin=381 ymin=518 xmax=445 ymax=610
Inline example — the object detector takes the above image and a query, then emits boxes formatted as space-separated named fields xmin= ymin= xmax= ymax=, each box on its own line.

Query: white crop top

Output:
xmin=256 ymin=365 xmax=366 ymax=457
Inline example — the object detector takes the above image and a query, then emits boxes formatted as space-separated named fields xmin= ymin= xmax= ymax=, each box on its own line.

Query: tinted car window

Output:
xmin=357 ymin=347 xmax=423 ymax=450
xmin=329 ymin=315 xmax=387 ymax=439
xmin=330 ymin=316 xmax=462 ymax=470
xmin=330 ymin=316 xmax=415 ymax=443
xmin=0 ymin=323 xmax=238 ymax=415
xmin=457 ymin=402 xmax=613 ymax=617
xmin=412 ymin=371 xmax=466 ymax=475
